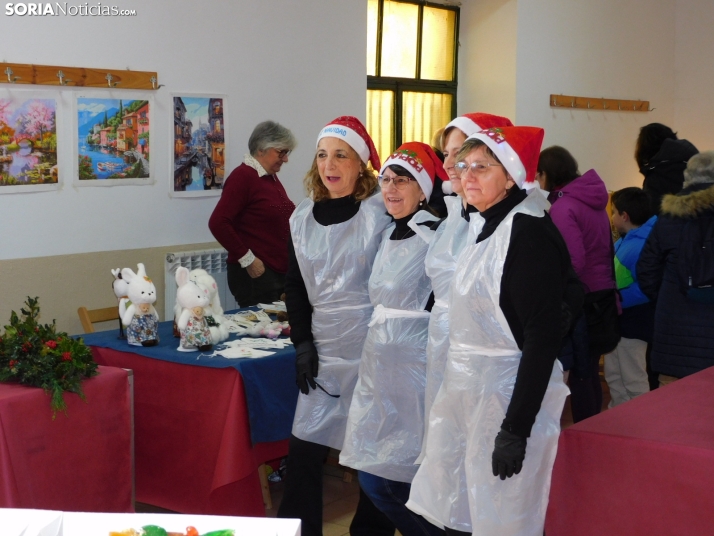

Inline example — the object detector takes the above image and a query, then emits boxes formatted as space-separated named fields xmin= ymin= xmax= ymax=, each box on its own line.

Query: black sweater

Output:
xmin=476 ymin=189 xmax=572 ymax=438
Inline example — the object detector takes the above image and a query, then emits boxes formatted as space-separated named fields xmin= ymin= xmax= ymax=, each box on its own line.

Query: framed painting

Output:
xmin=0 ymin=90 xmax=61 ymax=194
xmin=74 ymin=93 xmax=154 ymax=186
xmin=170 ymin=94 xmax=226 ymax=197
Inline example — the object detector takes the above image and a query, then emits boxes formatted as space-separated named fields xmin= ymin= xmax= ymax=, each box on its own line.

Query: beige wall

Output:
xmin=0 ymin=242 xmax=219 ymax=336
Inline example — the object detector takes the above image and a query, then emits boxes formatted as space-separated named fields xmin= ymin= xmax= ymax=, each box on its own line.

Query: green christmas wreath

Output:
xmin=0 ymin=297 xmax=98 ymax=415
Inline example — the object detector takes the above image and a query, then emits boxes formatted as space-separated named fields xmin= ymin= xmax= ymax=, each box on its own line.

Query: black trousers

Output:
xmin=277 ymin=434 xmax=395 ymax=536
xmin=444 ymin=529 xmax=470 ymax=536
xmin=227 ymin=262 xmax=285 ymax=308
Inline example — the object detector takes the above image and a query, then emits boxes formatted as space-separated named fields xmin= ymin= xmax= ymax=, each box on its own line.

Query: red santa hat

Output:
xmin=467 ymin=126 xmax=544 ymax=187
xmin=379 ymin=141 xmax=448 ymax=200
xmin=316 ymin=116 xmax=380 ymax=169
xmin=443 ymin=112 xmax=513 ymax=141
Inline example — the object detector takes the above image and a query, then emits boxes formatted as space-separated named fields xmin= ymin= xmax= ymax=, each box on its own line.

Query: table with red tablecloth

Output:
xmin=546 ymin=365 xmax=714 ymax=535
xmin=0 ymin=365 xmax=132 ymax=512
xmin=84 ymin=319 xmax=298 ymax=517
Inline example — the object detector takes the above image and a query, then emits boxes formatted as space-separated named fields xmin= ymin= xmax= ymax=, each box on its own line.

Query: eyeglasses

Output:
xmin=454 ymin=161 xmax=503 ymax=177
xmin=378 ymin=175 xmax=417 ymax=189
xmin=273 ymin=148 xmax=291 ymax=158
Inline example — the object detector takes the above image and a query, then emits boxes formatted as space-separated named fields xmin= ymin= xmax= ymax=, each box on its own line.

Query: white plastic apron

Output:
xmin=340 ymin=213 xmax=437 ymax=482
xmin=411 ymin=195 xmax=470 ymax=464
xmin=406 ymin=190 xmax=569 ymax=534
xmin=290 ymin=194 xmax=390 ymax=449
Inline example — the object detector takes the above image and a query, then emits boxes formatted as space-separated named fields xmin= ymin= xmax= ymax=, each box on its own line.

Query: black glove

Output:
xmin=295 ymin=340 xmax=319 ymax=395
xmin=492 ymin=429 xmax=527 ymax=480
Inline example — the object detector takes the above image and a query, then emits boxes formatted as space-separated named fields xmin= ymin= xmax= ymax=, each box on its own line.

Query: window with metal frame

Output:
xmin=367 ymin=0 xmax=459 ymax=162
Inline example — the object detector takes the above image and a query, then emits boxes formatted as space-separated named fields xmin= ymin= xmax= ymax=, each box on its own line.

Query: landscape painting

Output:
xmin=0 ymin=96 xmax=59 ymax=193
xmin=76 ymin=96 xmax=151 ymax=185
xmin=172 ymin=95 xmax=225 ymax=197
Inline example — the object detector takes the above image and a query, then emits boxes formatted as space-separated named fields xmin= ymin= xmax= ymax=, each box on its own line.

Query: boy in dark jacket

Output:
xmin=605 ymin=188 xmax=656 ymax=406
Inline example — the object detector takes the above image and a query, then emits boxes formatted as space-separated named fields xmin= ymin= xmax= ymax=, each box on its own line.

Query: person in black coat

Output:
xmin=637 ymin=151 xmax=714 ymax=383
xmin=635 ymin=123 xmax=699 ymax=215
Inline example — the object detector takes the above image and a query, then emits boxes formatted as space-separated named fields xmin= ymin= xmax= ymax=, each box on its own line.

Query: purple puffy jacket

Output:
xmin=548 ymin=169 xmax=613 ymax=293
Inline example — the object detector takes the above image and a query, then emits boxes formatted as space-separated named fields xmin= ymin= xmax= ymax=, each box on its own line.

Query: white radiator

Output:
xmin=164 ymin=248 xmax=238 ymax=320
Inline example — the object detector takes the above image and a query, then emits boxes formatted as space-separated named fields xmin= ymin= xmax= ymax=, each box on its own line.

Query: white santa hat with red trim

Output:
xmin=316 ymin=116 xmax=381 ymax=169
xmin=379 ymin=141 xmax=448 ymax=200
xmin=467 ymin=126 xmax=544 ymax=187
xmin=443 ymin=112 xmax=513 ymax=141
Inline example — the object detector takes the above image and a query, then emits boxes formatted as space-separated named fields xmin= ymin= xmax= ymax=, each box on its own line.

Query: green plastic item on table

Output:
xmin=142 ymin=527 xmax=168 ymax=536
xmin=201 ymin=531 xmax=235 ymax=536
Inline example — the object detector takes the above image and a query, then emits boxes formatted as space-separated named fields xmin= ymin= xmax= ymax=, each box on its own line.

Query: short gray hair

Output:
xmin=684 ymin=151 xmax=714 ymax=188
xmin=248 ymin=120 xmax=297 ymax=155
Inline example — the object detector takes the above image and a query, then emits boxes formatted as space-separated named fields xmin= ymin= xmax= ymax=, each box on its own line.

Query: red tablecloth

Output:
xmin=546 ymin=366 xmax=714 ymax=535
xmin=0 ymin=365 xmax=132 ymax=512
xmin=91 ymin=347 xmax=288 ymax=517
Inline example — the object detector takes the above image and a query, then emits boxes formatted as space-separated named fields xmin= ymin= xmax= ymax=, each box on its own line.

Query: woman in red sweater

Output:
xmin=208 ymin=120 xmax=296 ymax=307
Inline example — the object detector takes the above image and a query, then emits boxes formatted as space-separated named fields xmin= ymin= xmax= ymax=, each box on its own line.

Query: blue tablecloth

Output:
xmin=78 ymin=316 xmax=298 ymax=444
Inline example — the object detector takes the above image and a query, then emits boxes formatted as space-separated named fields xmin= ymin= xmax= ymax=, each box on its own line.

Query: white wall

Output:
xmin=674 ymin=0 xmax=714 ymax=153
xmin=458 ymin=0 xmax=518 ymax=121
xmin=458 ymin=0 xmax=688 ymax=192
xmin=0 ymin=0 xmax=367 ymax=260
xmin=514 ymin=0 xmax=678 ymax=191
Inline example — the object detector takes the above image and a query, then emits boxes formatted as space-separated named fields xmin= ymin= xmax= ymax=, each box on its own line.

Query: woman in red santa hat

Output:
xmin=417 ymin=113 xmax=513 ymax=463
xmin=406 ymin=127 xmax=572 ymax=536
xmin=277 ymin=116 xmax=395 ymax=536
xmin=339 ymin=141 xmax=447 ymax=536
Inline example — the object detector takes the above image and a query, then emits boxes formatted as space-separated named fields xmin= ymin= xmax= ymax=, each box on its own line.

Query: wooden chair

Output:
xmin=77 ymin=305 xmax=120 ymax=334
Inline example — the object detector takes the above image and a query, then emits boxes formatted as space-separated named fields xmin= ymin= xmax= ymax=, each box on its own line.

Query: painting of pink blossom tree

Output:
xmin=0 ymin=97 xmax=58 ymax=190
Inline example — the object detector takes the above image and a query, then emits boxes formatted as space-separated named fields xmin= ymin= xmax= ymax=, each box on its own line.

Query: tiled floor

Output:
xmin=266 ymin=463 xmax=363 ymax=536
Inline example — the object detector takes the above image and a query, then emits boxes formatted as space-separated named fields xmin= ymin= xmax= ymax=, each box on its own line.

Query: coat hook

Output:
xmin=648 ymin=106 xmax=656 ymax=112
xmin=571 ymin=98 xmax=576 ymax=108
xmin=587 ymin=101 xmax=593 ymax=109
xmin=105 ymin=73 xmax=120 ymax=87
xmin=618 ymin=102 xmax=622 ymax=111
xmin=56 ymin=70 xmax=72 ymax=86
xmin=4 ymin=67 xmax=20 ymax=83
xmin=602 ymin=99 xmax=608 ymax=110
xmin=150 ymin=76 xmax=164 ymax=90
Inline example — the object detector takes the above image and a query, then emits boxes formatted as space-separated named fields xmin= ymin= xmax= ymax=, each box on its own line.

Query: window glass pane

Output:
xmin=367 ymin=89 xmax=395 ymax=165
xmin=402 ymin=92 xmax=452 ymax=146
xmin=367 ymin=0 xmax=379 ymax=76
xmin=380 ymin=0 xmax=418 ymax=78
xmin=421 ymin=7 xmax=456 ymax=81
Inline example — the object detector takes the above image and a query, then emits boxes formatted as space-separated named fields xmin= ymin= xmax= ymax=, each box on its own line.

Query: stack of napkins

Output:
xmin=207 ymin=337 xmax=293 ymax=359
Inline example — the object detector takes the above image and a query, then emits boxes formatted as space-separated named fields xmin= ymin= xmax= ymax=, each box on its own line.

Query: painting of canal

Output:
xmin=173 ymin=95 xmax=225 ymax=196
xmin=77 ymin=97 xmax=151 ymax=182
xmin=0 ymin=97 xmax=58 ymax=191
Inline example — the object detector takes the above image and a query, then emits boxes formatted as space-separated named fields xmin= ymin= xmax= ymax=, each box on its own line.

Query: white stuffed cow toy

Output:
xmin=119 ymin=263 xmax=159 ymax=347
xmin=188 ymin=269 xmax=230 ymax=343
xmin=175 ymin=266 xmax=213 ymax=352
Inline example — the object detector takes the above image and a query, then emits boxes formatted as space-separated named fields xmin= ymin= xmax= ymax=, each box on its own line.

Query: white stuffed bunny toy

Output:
xmin=176 ymin=266 xmax=213 ymax=352
xmin=188 ymin=268 xmax=230 ymax=343
xmin=119 ymin=263 xmax=160 ymax=347
xmin=111 ymin=268 xmax=129 ymax=340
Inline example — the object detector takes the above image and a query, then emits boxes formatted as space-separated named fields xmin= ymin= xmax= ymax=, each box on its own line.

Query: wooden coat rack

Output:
xmin=1 ymin=62 xmax=160 ymax=90
xmin=550 ymin=94 xmax=653 ymax=112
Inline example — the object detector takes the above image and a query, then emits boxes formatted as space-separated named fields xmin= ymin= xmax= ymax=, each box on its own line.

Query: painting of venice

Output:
xmin=0 ymin=97 xmax=58 ymax=188
xmin=77 ymin=97 xmax=150 ymax=181
xmin=173 ymin=96 xmax=225 ymax=194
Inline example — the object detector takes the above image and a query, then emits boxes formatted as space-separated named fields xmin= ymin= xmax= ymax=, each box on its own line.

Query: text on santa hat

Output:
xmin=322 ymin=126 xmax=348 ymax=137
xmin=389 ymin=149 xmax=424 ymax=172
